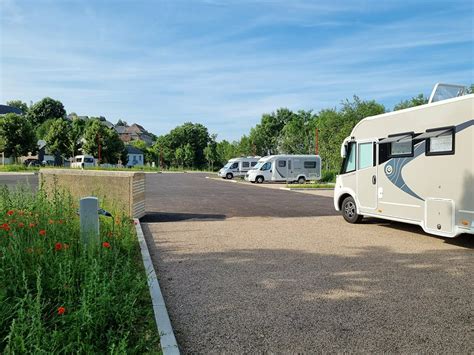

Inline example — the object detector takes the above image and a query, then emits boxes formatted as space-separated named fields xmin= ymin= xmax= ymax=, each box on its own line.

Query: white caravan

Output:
xmin=71 ymin=155 xmax=96 ymax=168
xmin=218 ymin=156 xmax=260 ymax=179
xmin=245 ymin=155 xmax=321 ymax=184
xmin=334 ymin=83 xmax=473 ymax=238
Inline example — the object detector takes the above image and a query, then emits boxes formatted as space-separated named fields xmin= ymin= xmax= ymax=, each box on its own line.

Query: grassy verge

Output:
xmin=0 ymin=186 xmax=160 ymax=353
xmin=286 ymin=183 xmax=335 ymax=189
xmin=0 ymin=165 xmax=39 ymax=172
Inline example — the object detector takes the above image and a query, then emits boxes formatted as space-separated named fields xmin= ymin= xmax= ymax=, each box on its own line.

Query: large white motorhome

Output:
xmin=245 ymin=155 xmax=321 ymax=184
xmin=334 ymin=83 xmax=473 ymax=238
xmin=218 ymin=156 xmax=260 ymax=179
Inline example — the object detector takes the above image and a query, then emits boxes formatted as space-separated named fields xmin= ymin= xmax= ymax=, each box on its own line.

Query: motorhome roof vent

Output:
xmin=428 ymin=83 xmax=467 ymax=104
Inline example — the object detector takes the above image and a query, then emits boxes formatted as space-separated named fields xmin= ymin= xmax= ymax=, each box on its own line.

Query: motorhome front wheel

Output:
xmin=226 ymin=173 xmax=233 ymax=179
xmin=256 ymin=176 xmax=264 ymax=184
xmin=342 ymin=196 xmax=363 ymax=224
xmin=297 ymin=176 xmax=306 ymax=184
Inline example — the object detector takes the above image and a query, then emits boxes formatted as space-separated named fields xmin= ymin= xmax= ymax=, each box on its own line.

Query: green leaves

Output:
xmin=0 ymin=113 xmax=37 ymax=160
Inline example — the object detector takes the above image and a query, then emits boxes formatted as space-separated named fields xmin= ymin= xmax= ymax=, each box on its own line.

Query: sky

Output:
xmin=0 ymin=0 xmax=472 ymax=141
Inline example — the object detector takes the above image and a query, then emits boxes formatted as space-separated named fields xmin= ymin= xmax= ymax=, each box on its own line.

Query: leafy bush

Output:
xmin=320 ymin=170 xmax=338 ymax=182
xmin=0 ymin=186 xmax=159 ymax=353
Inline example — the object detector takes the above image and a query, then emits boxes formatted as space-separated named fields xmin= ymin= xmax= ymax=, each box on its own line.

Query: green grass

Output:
xmin=286 ymin=183 xmax=335 ymax=189
xmin=0 ymin=185 xmax=160 ymax=353
xmin=0 ymin=164 xmax=39 ymax=172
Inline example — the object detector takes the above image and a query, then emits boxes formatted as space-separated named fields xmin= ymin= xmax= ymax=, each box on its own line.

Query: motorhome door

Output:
xmin=356 ymin=141 xmax=377 ymax=210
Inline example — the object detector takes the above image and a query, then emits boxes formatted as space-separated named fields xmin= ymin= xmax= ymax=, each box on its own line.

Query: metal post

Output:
xmin=80 ymin=197 xmax=99 ymax=245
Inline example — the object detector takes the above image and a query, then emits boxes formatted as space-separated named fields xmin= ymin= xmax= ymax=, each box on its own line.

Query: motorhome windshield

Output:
xmin=253 ymin=162 xmax=264 ymax=170
xmin=223 ymin=163 xmax=232 ymax=169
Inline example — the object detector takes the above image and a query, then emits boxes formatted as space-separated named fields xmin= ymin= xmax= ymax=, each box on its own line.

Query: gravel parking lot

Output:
xmin=143 ymin=173 xmax=474 ymax=353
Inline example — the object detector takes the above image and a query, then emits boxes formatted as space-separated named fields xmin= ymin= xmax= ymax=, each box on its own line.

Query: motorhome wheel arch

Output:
xmin=334 ymin=84 xmax=473 ymax=238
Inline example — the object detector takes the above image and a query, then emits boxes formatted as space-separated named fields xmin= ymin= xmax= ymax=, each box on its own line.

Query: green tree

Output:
xmin=6 ymin=100 xmax=28 ymax=114
xmin=278 ymin=110 xmax=317 ymax=154
xmin=0 ymin=113 xmax=37 ymax=161
xmin=175 ymin=147 xmax=184 ymax=168
xmin=183 ymin=143 xmax=194 ymax=168
xmin=44 ymin=119 xmax=71 ymax=158
xmin=67 ymin=119 xmax=86 ymax=158
xmin=83 ymin=120 xmax=127 ymax=164
xmin=28 ymin=97 xmax=66 ymax=126
xmin=393 ymin=93 xmax=428 ymax=111
xmin=215 ymin=140 xmax=237 ymax=165
xmin=204 ymin=134 xmax=219 ymax=170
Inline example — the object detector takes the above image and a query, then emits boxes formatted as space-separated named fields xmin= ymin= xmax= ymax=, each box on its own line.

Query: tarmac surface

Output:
xmin=142 ymin=173 xmax=474 ymax=353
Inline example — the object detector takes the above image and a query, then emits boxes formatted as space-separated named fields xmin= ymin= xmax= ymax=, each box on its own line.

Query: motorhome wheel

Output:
xmin=342 ymin=196 xmax=363 ymax=223
xmin=256 ymin=176 xmax=264 ymax=184
xmin=297 ymin=176 xmax=306 ymax=184
xmin=226 ymin=173 xmax=233 ymax=179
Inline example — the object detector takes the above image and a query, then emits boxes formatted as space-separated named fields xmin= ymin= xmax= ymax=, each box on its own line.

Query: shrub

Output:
xmin=320 ymin=170 xmax=337 ymax=182
xmin=0 ymin=186 xmax=159 ymax=353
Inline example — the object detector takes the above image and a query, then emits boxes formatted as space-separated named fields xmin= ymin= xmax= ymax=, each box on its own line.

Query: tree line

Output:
xmin=3 ymin=84 xmax=472 ymax=170
xmin=1 ymin=98 xmax=128 ymax=164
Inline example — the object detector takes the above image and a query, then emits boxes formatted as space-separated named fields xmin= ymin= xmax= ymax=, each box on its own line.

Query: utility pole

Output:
xmin=97 ymin=134 xmax=102 ymax=164
xmin=315 ymin=128 xmax=319 ymax=155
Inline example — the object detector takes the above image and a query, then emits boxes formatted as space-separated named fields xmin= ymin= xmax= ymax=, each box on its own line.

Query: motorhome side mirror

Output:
xmin=340 ymin=143 xmax=347 ymax=158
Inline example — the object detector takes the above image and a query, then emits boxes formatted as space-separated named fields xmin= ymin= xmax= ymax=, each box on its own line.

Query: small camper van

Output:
xmin=71 ymin=155 xmax=95 ymax=168
xmin=334 ymin=83 xmax=473 ymax=238
xmin=218 ymin=157 xmax=260 ymax=179
xmin=245 ymin=155 xmax=321 ymax=184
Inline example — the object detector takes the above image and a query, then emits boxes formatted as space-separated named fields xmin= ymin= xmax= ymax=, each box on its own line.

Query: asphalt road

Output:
xmin=142 ymin=173 xmax=336 ymax=222
xmin=142 ymin=173 xmax=474 ymax=354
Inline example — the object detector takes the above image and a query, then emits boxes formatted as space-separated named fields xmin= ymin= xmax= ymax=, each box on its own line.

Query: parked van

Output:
xmin=334 ymin=83 xmax=473 ymax=238
xmin=245 ymin=155 xmax=321 ymax=184
xmin=218 ymin=157 xmax=260 ymax=179
xmin=71 ymin=155 xmax=96 ymax=168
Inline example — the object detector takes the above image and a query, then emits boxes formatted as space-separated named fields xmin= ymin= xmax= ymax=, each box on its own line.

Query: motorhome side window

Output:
xmin=251 ymin=162 xmax=257 ymax=167
xmin=242 ymin=162 xmax=250 ymax=168
xmin=341 ymin=142 xmax=356 ymax=174
xmin=304 ymin=161 xmax=316 ymax=168
xmin=261 ymin=162 xmax=272 ymax=171
xmin=425 ymin=127 xmax=455 ymax=155
xmin=388 ymin=133 xmax=414 ymax=157
xmin=278 ymin=160 xmax=286 ymax=167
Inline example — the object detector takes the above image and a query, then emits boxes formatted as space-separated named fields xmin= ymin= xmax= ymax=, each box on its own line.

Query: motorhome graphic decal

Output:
xmin=384 ymin=119 xmax=473 ymax=201
xmin=384 ymin=142 xmax=425 ymax=201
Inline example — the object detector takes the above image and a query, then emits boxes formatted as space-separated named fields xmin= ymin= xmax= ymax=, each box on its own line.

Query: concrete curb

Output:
xmin=0 ymin=172 xmax=36 ymax=175
xmin=134 ymin=219 xmax=180 ymax=355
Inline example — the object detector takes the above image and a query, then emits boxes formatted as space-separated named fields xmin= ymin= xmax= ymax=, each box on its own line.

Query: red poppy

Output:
xmin=57 ymin=306 xmax=65 ymax=315
xmin=29 ymin=223 xmax=36 ymax=228
xmin=18 ymin=222 xmax=25 ymax=228
xmin=6 ymin=210 xmax=14 ymax=216
xmin=102 ymin=241 xmax=111 ymax=248
xmin=39 ymin=229 xmax=46 ymax=236
xmin=1 ymin=223 xmax=10 ymax=231
xmin=55 ymin=242 xmax=62 ymax=251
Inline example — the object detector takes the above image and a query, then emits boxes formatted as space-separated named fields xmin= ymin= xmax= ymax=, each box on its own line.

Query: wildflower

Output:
xmin=57 ymin=306 xmax=66 ymax=315
xmin=29 ymin=223 xmax=36 ymax=228
xmin=58 ymin=220 xmax=64 ymax=224
xmin=107 ymin=231 xmax=113 ymax=237
xmin=55 ymin=242 xmax=62 ymax=251
xmin=6 ymin=210 xmax=14 ymax=216
xmin=49 ymin=219 xmax=54 ymax=225
xmin=18 ymin=222 xmax=25 ymax=228
xmin=102 ymin=241 xmax=111 ymax=248
xmin=39 ymin=229 xmax=46 ymax=236
xmin=63 ymin=243 xmax=69 ymax=249
xmin=1 ymin=223 xmax=10 ymax=231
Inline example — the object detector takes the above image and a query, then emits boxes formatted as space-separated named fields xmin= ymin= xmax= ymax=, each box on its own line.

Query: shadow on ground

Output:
xmin=141 ymin=212 xmax=226 ymax=223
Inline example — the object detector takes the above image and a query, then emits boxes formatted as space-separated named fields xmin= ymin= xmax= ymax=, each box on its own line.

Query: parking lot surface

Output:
xmin=143 ymin=173 xmax=474 ymax=353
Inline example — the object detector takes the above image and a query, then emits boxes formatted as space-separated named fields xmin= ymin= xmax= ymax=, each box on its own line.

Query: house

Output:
xmin=0 ymin=104 xmax=23 ymax=115
xmin=126 ymin=145 xmax=144 ymax=167
xmin=116 ymin=123 xmax=154 ymax=146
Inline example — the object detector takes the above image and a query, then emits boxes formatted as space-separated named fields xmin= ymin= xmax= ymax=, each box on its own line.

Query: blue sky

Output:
xmin=1 ymin=0 xmax=472 ymax=141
